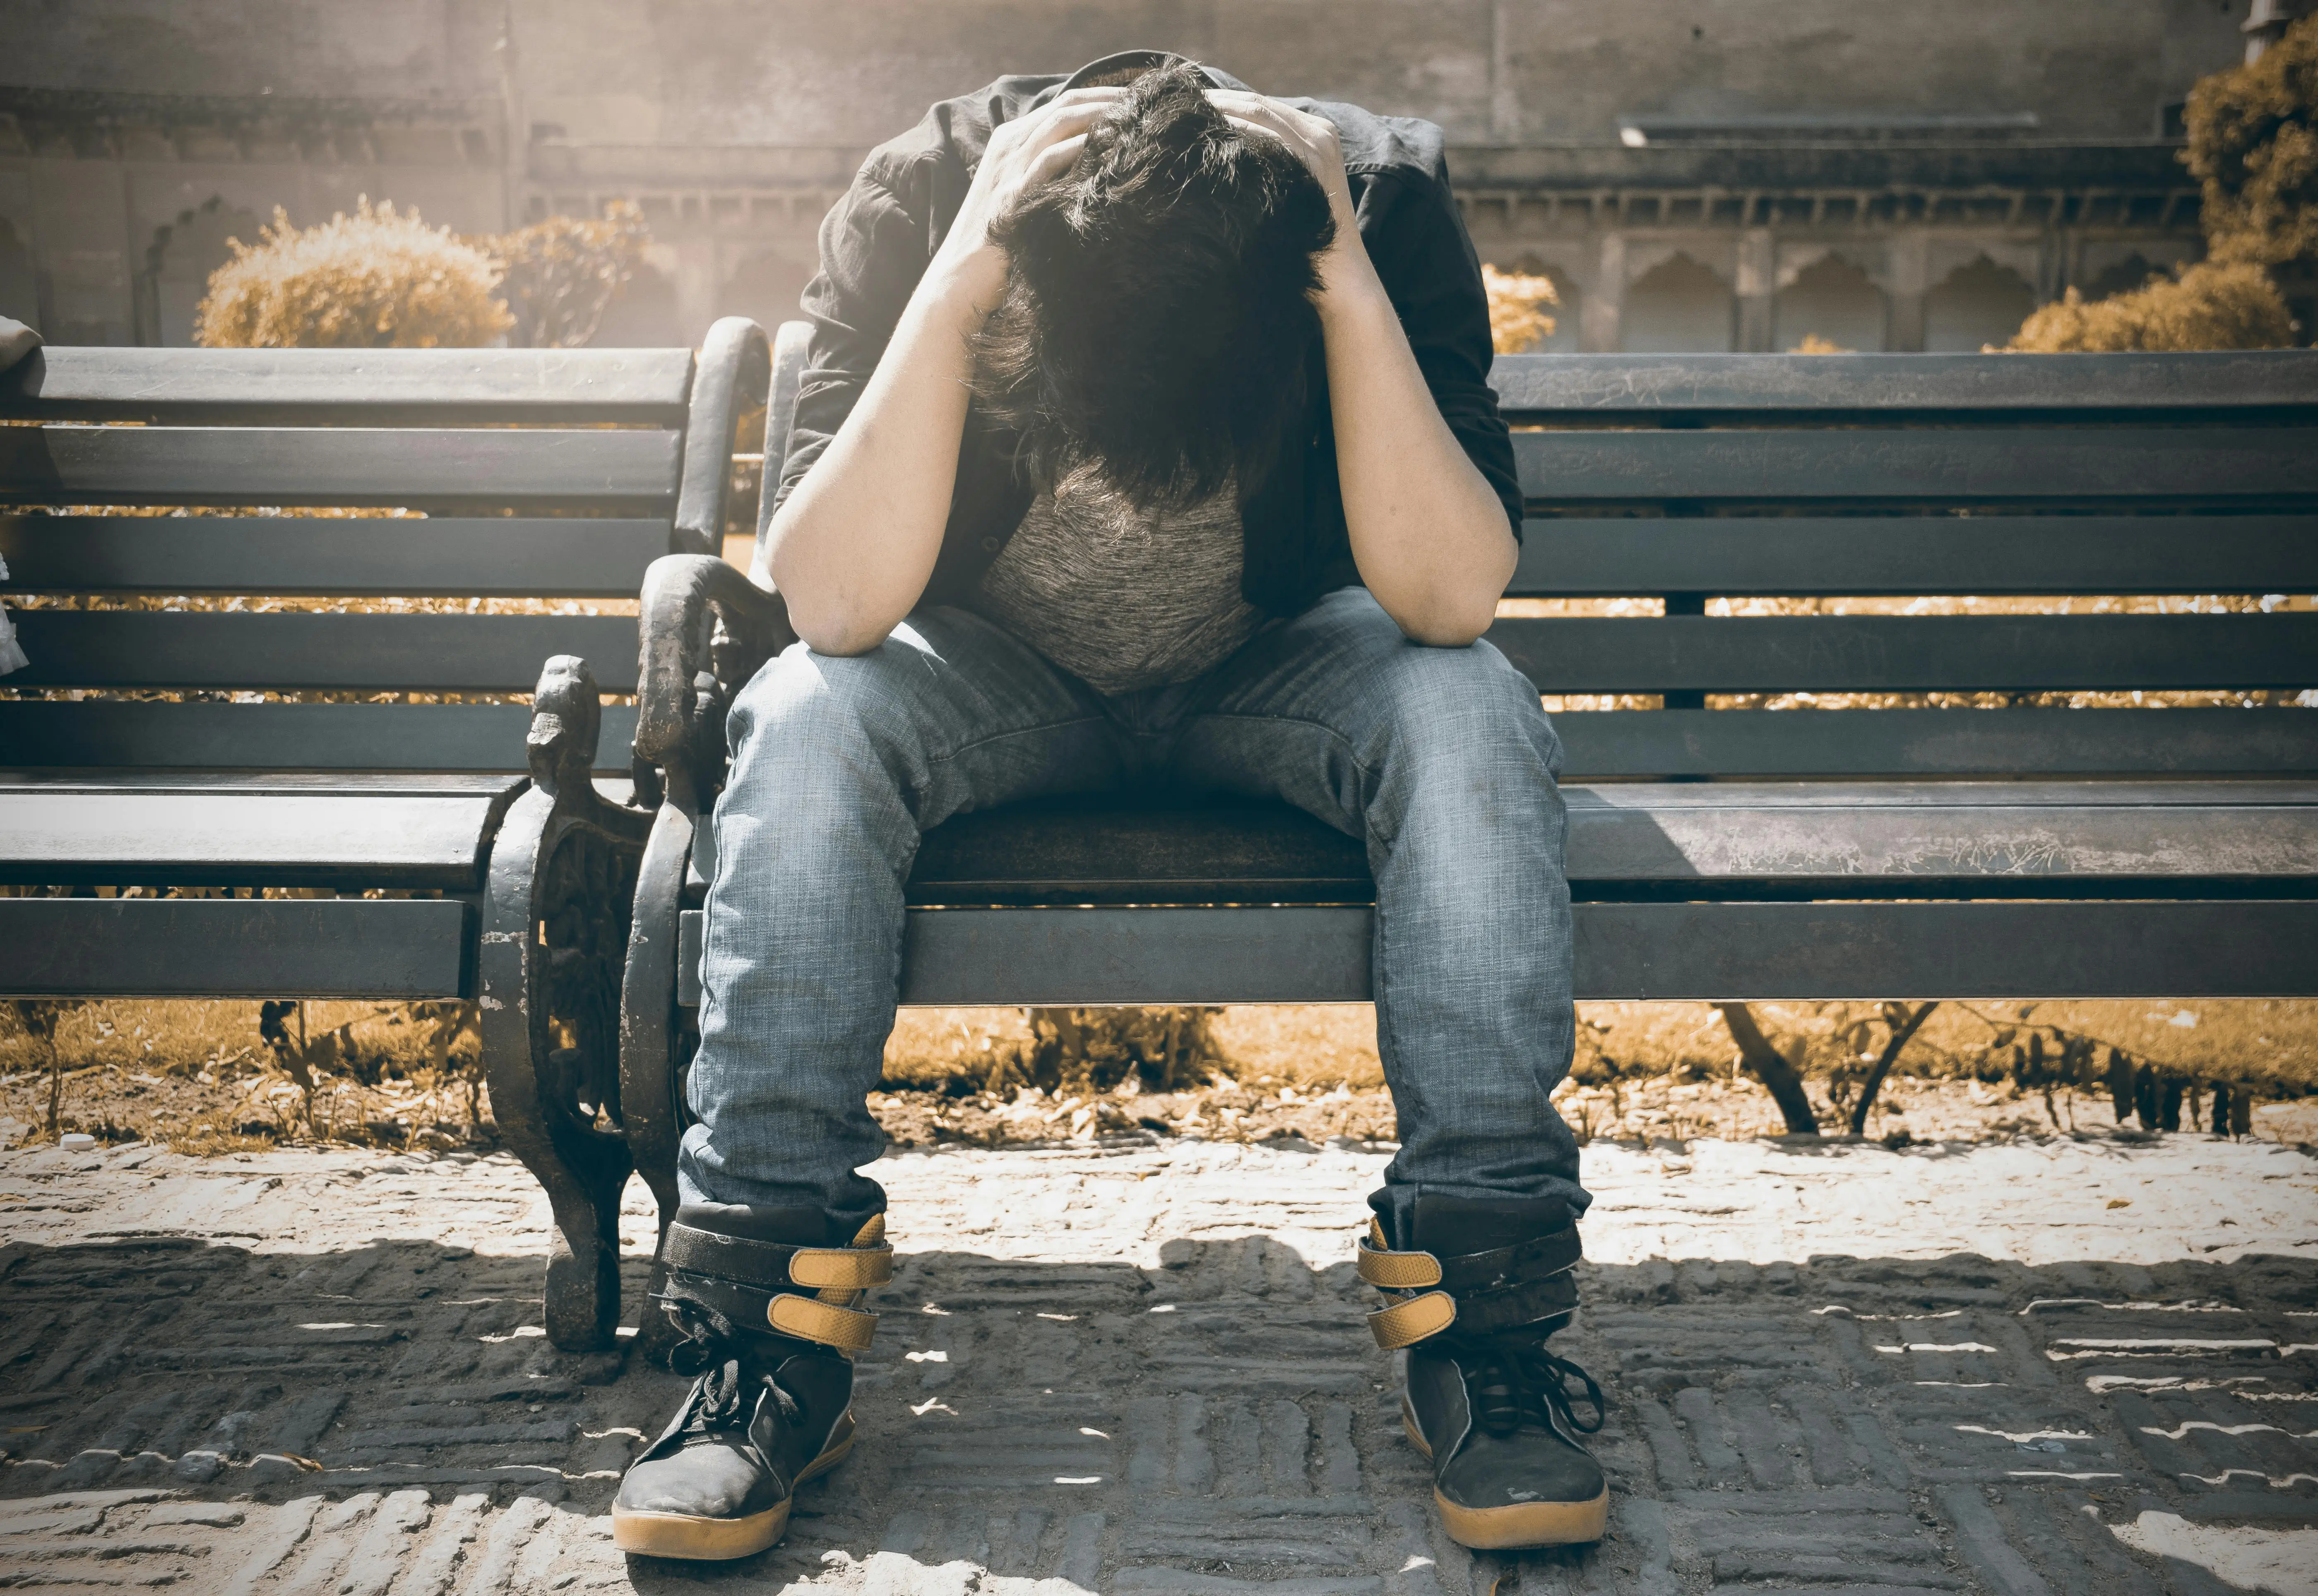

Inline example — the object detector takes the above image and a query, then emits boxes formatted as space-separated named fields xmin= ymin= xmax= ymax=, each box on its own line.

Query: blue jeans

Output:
xmin=679 ymin=586 xmax=1587 ymax=1237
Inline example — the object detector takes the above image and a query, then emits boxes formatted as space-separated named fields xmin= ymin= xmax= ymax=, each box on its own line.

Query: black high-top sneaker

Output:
xmin=612 ymin=1205 xmax=891 ymax=1560
xmin=1361 ymin=1195 xmax=1607 ymax=1550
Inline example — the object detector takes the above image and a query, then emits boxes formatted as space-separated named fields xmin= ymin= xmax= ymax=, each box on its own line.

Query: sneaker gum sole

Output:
xmin=611 ymin=1423 xmax=855 ymax=1561
xmin=1402 ymin=1399 xmax=1610 ymax=1550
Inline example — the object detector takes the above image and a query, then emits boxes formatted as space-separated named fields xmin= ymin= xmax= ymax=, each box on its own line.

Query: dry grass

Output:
xmin=5 ymin=995 xmax=2312 ymax=1158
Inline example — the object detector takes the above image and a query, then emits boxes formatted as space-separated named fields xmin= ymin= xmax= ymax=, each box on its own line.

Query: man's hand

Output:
xmin=933 ymin=88 xmax=1123 ymax=310
xmin=1204 ymin=91 xmax=1375 ymax=303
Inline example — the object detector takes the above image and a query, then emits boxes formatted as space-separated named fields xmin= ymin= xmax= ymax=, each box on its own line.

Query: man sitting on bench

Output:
xmin=612 ymin=51 xmax=1604 ymax=1560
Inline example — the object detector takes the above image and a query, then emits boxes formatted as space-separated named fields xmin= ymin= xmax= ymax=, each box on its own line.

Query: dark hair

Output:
xmin=971 ymin=64 xmax=1336 ymax=508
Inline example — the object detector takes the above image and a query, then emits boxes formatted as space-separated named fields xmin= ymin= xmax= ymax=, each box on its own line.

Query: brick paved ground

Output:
xmin=1 ymin=1132 xmax=2313 ymax=1595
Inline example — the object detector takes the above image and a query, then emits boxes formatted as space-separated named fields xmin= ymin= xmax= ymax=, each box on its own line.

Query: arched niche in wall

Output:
xmin=1621 ymin=252 xmax=1734 ymax=353
xmin=145 ymin=197 xmax=261 ymax=346
xmin=590 ymin=260 xmax=680 ymax=347
xmin=1773 ymin=253 xmax=1888 ymax=352
xmin=0 ymin=215 xmax=35 ymax=329
xmin=1923 ymin=255 xmax=2037 ymax=353
xmin=1495 ymin=255 xmax=1582 ymax=353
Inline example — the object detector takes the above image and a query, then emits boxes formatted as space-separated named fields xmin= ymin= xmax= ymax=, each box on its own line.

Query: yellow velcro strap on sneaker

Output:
xmin=1367 ymin=1290 xmax=1456 ymax=1350
xmin=769 ymin=1293 xmax=879 ymax=1353
xmin=1356 ymin=1241 xmax=1443 ymax=1290
xmin=789 ymin=1244 xmax=894 ymax=1291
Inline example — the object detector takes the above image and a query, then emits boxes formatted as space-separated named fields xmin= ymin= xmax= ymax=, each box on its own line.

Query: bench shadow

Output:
xmin=1 ymin=1231 xmax=2311 ymax=1594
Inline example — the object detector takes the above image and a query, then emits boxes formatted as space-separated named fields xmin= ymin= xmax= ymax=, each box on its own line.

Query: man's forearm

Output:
xmin=1320 ymin=278 xmax=1517 ymax=647
xmin=765 ymin=271 xmax=986 ymax=656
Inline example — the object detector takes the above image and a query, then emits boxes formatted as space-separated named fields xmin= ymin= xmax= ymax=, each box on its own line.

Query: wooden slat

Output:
xmin=0 ymin=898 xmax=472 ymax=999
xmin=671 ymin=899 xmax=2318 ymax=1004
xmin=1509 ymin=514 xmax=2318 ymax=597
xmin=7 ymin=611 xmax=639 ymax=692
xmin=1551 ymin=708 xmax=2318 ymax=779
xmin=1489 ymin=351 xmax=2318 ymax=417
xmin=0 ymin=426 xmax=682 ymax=508
xmin=1510 ymin=427 xmax=2318 ymax=505
xmin=0 ymin=516 xmax=673 ymax=597
xmin=0 ymin=701 xmax=640 ymax=773
xmin=0 ymin=346 xmax=695 ymax=423
xmin=1484 ymin=615 xmax=2318 ymax=693
xmin=897 ymin=783 xmax=2318 ymax=907
xmin=0 ymin=779 xmax=526 ymax=888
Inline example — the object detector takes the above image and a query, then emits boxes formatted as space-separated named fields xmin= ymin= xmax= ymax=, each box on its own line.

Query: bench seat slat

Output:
xmin=0 ymin=516 xmax=673 ymax=597
xmin=0 ymin=701 xmax=639 ymax=773
xmin=0 ymin=346 xmax=695 ymax=423
xmin=676 ymin=899 xmax=2318 ymax=1005
xmin=1510 ymin=427 xmax=2318 ymax=504
xmin=8 ymin=611 xmax=640 ymax=692
xmin=0 ymin=777 xmax=528 ymax=888
xmin=1484 ymin=614 xmax=2318 ymax=693
xmin=1509 ymin=514 xmax=2318 ymax=597
xmin=0 ymin=897 xmax=472 ymax=999
xmin=899 ymin=782 xmax=2318 ymax=906
xmin=0 ymin=426 xmax=682 ymax=508
xmin=1488 ymin=351 xmax=2318 ymax=416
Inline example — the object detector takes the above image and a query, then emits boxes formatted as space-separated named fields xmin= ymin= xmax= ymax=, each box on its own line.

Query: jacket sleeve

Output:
xmin=770 ymin=157 xmax=934 ymax=517
xmin=1354 ymin=159 xmax=1525 ymax=539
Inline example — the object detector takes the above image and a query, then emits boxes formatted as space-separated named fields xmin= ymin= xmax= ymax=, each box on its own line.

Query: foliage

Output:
xmin=2006 ymin=260 xmax=2293 ymax=351
xmin=1790 ymin=333 xmax=1851 ymax=354
xmin=484 ymin=201 xmax=651 ymax=349
xmin=2184 ymin=13 xmax=2318 ymax=269
xmin=1481 ymin=264 xmax=1559 ymax=353
xmin=196 ymin=199 xmax=513 ymax=349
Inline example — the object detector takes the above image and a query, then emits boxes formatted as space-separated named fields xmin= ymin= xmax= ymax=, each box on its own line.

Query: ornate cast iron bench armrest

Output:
xmin=633 ymin=553 xmax=794 ymax=810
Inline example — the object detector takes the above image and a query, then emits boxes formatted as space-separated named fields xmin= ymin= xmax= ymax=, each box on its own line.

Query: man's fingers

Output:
xmin=1026 ymin=131 xmax=1090 ymax=185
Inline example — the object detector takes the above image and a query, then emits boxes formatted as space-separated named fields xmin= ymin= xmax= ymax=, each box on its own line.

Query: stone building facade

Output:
xmin=0 ymin=0 xmax=2270 ymax=351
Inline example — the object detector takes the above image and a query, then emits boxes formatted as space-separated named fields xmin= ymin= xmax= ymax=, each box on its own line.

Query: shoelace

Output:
xmin=665 ymin=1299 xmax=801 ymax=1447
xmin=1463 ymin=1336 xmax=1605 ymax=1440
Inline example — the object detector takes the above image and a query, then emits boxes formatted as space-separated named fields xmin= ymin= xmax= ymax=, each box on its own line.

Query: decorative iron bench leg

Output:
xmin=619 ymin=799 xmax=700 ymax=1367
xmin=481 ymin=657 xmax=652 ymax=1353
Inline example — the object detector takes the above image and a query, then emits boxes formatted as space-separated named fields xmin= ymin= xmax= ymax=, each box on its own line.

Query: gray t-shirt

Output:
xmin=965 ymin=466 xmax=1266 ymax=695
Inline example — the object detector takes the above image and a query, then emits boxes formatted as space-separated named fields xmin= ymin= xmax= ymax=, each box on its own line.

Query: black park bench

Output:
xmin=0 ymin=320 xmax=770 ymax=1344
xmin=585 ymin=327 xmax=2318 ymax=1356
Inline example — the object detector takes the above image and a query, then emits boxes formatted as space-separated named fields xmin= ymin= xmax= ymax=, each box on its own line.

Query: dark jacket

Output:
xmin=772 ymin=48 xmax=1522 ymax=619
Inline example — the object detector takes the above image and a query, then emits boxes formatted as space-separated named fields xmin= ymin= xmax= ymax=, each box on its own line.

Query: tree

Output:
xmin=196 ymin=199 xmax=513 ymax=349
xmin=2005 ymin=15 xmax=2312 ymax=351
xmin=1482 ymin=264 xmax=1559 ymax=354
xmin=486 ymin=201 xmax=652 ymax=349
xmin=2008 ymin=260 xmax=2292 ymax=351
xmin=2186 ymin=13 xmax=2318 ymax=269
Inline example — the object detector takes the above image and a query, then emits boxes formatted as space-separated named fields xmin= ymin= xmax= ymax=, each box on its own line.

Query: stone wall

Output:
xmin=0 ymin=0 xmax=2258 ymax=348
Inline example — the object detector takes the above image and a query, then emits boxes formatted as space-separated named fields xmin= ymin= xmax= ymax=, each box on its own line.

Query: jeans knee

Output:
xmin=729 ymin=641 xmax=909 ymax=758
xmin=1373 ymin=644 xmax=1558 ymax=778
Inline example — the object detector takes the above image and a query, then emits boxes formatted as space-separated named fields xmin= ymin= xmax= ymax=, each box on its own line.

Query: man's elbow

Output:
xmin=784 ymin=601 xmax=893 ymax=658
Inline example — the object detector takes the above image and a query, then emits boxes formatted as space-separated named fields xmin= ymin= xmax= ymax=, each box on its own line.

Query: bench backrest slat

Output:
xmin=1507 ymin=427 xmax=2318 ymax=505
xmin=0 ymin=700 xmax=640 ymax=774
xmin=0 ymin=425 xmax=683 ymax=509
xmin=0 ymin=346 xmax=696 ymax=424
xmin=1486 ymin=350 xmax=2318 ymax=414
xmin=9 ymin=611 xmax=640 ymax=694
xmin=0 ymin=515 xmax=673 ymax=598
xmin=1508 ymin=514 xmax=2318 ymax=597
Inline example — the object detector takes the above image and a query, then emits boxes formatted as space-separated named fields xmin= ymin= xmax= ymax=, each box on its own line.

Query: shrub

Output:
xmin=2185 ymin=13 xmax=2318 ymax=269
xmin=1482 ymin=264 xmax=1559 ymax=353
xmin=196 ymin=198 xmax=513 ymax=349
xmin=2006 ymin=260 xmax=2294 ymax=351
xmin=486 ymin=201 xmax=651 ymax=349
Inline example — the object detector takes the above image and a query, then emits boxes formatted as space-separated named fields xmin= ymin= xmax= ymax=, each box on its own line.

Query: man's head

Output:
xmin=972 ymin=65 xmax=1337 ymax=508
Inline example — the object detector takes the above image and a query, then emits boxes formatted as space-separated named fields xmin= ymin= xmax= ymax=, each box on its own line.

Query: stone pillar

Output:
xmin=1886 ymin=230 xmax=1929 ymax=353
xmin=1583 ymin=232 xmax=1624 ymax=352
xmin=1736 ymin=228 xmax=1775 ymax=352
